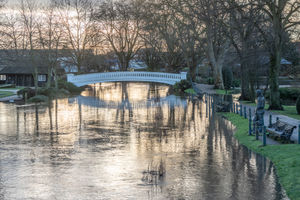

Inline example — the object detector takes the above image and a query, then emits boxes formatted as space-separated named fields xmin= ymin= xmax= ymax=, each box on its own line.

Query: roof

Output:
xmin=0 ymin=66 xmax=48 ymax=75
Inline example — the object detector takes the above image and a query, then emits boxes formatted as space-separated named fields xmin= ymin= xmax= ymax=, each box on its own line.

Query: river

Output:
xmin=0 ymin=82 xmax=287 ymax=200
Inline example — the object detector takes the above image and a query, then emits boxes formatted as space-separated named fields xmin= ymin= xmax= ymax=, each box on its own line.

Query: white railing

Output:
xmin=67 ymin=71 xmax=187 ymax=86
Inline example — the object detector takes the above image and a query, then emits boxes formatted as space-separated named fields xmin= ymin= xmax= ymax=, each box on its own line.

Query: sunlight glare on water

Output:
xmin=0 ymin=82 xmax=287 ymax=200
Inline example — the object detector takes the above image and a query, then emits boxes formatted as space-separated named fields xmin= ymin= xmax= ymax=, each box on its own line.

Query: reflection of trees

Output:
xmin=4 ymin=82 xmax=286 ymax=199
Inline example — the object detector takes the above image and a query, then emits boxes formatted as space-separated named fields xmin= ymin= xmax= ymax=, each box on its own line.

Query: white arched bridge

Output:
xmin=67 ymin=71 xmax=187 ymax=87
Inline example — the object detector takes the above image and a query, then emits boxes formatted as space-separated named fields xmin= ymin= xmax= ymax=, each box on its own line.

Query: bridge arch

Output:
xmin=67 ymin=71 xmax=187 ymax=87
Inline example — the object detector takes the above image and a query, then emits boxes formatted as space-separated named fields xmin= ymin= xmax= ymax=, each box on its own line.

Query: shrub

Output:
xmin=207 ymin=77 xmax=214 ymax=85
xmin=58 ymin=79 xmax=83 ymax=94
xmin=184 ymin=88 xmax=197 ymax=95
xmin=37 ymin=87 xmax=71 ymax=98
xmin=297 ymin=96 xmax=300 ymax=114
xmin=279 ymin=87 xmax=300 ymax=101
xmin=28 ymin=95 xmax=49 ymax=103
xmin=222 ymin=67 xmax=233 ymax=90
xmin=17 ymin=88 xmax=35 ymax=99
xmin=38 ymin=88 xmax=57 ymax=97
xmin=232 ymin=79 xmax=240 ymax=88
xmin=265 ymin=87 xmax=300 ymax=103
xmin=173 ymin=80 xmax=192 ymax=93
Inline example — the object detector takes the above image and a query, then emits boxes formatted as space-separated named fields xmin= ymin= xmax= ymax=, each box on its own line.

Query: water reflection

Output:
xmin=0 ymin=82 xmax=287 ymax=200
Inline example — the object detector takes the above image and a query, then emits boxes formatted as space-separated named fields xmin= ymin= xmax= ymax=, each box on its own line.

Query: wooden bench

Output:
xmin=266 ymin=119 xmax=296 ymax=143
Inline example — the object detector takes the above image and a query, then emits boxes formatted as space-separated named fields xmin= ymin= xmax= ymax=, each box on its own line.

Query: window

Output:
xmin=0 ymin=75 xmax=6 ymax=81
xmin=38 ymin=75 xmax=46 ymax=82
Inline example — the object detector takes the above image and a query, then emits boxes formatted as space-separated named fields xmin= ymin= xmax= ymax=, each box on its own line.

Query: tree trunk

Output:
xmin=34 ymin=66 xmax=38 ymax=96
xmin=213 ymin=63 xmax=224 ymax=89
xmin=268 ymin=15 xmax=283 ymax=110
xmin=268 ymin=53 xmax=283 ymax=110
xmin=239 ymin=62 xmax=251 ymax=100
xmin=189 ymin=64 xmax=197 ymax=82
xmin=46 ymin=67 xmax=52 ymax=89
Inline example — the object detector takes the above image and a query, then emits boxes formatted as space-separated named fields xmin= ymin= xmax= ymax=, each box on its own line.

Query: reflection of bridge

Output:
xmin=67 ymin=71 xmax=187 ymax=86
xmin=73 ymin=95 xmax=187 ymax=109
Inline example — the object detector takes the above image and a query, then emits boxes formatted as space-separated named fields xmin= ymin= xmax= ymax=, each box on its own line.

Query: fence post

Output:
xmin=298 ymin=124 xmax=300 ymax=145
xmin=240 ymin=105 xmax=243 ymax=116
xmin=263 ymin=126 xmax=266 ymax=146
xmin=255 ymin=122 xmax=259 ymax=140
xmin=244 ymin=107 xmax=247 ymax=119
xmin=249 ymin=117 xmax=252 ymax=136
xmin=269 ymin=115 xmax=272 ymax=128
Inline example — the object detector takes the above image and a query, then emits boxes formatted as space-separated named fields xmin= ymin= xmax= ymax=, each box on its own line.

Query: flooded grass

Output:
xmin=224 ymin=113 xmax=300 ymax=200
xmin=0 ymin=91 xmax=14 ymax=98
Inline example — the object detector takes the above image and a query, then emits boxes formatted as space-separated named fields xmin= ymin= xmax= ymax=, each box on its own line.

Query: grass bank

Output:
xmin=216 ymin=89 xmax=240 ymax=95
xmin=0 ymin=91 xmax=15 ymax=98
xmin=223 ymin=113 xmax=300 ymax=200
xmin=241 ymin=101 xmax=300 ymax=120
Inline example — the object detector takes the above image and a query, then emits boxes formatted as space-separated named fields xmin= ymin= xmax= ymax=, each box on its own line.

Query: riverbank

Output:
xmin=223 ymin=113 xmax=300 ymax=200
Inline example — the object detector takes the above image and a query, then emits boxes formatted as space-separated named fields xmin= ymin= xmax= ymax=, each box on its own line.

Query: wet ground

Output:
xmin=0 ymin=82 xmax=288 ymax=200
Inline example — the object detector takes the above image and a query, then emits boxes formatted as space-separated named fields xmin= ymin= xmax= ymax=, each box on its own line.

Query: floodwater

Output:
xmin=0 ymin=82 xmax=287 ymax=200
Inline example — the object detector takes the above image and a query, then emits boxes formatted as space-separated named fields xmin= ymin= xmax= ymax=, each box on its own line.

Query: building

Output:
xmin=0 ymin=66 xmax=48 ymax=87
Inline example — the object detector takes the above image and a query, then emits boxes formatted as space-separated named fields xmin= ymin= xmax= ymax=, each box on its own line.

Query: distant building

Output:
xmin=0 ymin=66 xmax=48 ymax=87
xmin=111 ymin=60 xmax=148 ymax=71
xmin=58 ymin=57 xmax=78 ymax=73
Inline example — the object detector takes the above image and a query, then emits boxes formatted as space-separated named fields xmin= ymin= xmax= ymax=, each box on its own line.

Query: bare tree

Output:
xmin=141 ymin=0 xmax=184 ymax=72
xmin=226 ymin=0 xmax=263 ymax=101
xmin=18 ymin=0 xmax=40 ymax=93
xmin=95 ymin=0 xmax=143 ymax=71
xmin=36 ymin=2 xmax=63 ymax=88
xmin=180 ymin=0 xmax=230 ymax=89
xmin=258 ymin=0 xmax=300 ymax=110
xmin=57 ymin=0 xmax=99 ymax=73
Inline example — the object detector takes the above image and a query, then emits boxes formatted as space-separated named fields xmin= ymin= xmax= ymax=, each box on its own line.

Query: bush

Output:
xmin=58 ymin=79 xmax=83 ymax=94
xmin=279 ymin=87 xmax=300 ymax=101
xmin=28 ymin=95 xmax=49 ymax=103
xmin=265 ymin=87 xmax=300 ymax=103
xmin=38 ymin=88 xmax=57 ymax=97
xmin=173 ymin=80 xmax=192 ymax=93
xmin=297 ymin=96 xmax=300 ymax=114
xmin=232 ymin=79 xmax=240 ymax=88
xmin=17 ymin=88 xmax=35 ymax=99
xmin=207 ymin=77 xmax=214 ymax=85
xmin=184 ymin=88 xmax=197 ymax=95
xmin=38 ymin=87 xmax=71 ymax=98
xmin=222 ymin=67 xmax=233 ymax=90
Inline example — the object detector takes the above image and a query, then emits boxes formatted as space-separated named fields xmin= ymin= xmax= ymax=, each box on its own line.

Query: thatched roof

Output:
xmin=0 ymin=66 xmax=48 ymax=75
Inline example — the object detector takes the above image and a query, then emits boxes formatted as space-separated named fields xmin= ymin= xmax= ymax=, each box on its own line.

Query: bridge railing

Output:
xmin=67 ymin=71 xmax=187 ymax=86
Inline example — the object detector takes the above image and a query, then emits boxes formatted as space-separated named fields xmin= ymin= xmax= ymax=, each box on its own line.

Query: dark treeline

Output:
xmin=0 ymin=0 xmax=299 ymax=109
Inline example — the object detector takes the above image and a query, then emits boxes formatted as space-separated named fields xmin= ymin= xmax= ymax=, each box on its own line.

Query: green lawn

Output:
xmin=240 ymin=101 xmax=300 ymax=120
xmin=0 ymin=86 xmax=24 ymax=90
xmin=274 ymin=106 xmax=300 ymax=120
xmin=0 ymin=91 xmax=15 ymax=98
xmin=216 ymin=89 xmax=231 ymax=95
xmin=216 ymin=89 xmax=240 ymax=95
xmin=223 ymin=113 xmax=300 ymax=200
